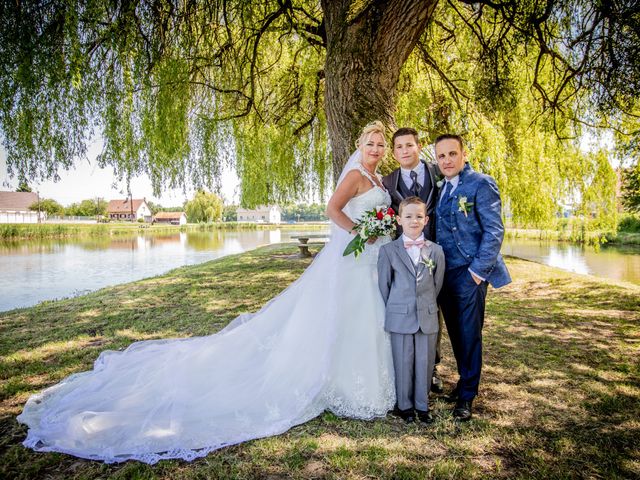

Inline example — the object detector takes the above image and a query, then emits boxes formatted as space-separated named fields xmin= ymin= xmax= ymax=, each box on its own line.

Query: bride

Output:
xmin=18 ymin=121 xmax=397 ymax=464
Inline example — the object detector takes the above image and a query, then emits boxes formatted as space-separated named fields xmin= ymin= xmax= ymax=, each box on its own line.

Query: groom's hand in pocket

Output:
xmin=470 ymin=271 xmax=482 ymax=285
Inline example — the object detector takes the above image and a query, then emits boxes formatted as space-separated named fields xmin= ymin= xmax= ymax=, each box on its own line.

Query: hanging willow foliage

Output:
xmin=0 ymin=0 xmax=329 ymax=206
xmin=0 ymin=0 xmax=636 ymax=228
xmin=394 ymin=1 xmax=623 ymax=229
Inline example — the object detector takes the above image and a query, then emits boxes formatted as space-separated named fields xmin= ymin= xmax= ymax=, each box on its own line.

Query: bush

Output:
xmin=137 ymin=218 xmax=144 ymax=223
xmin=618 ymin=213 xmax=640 ymax=233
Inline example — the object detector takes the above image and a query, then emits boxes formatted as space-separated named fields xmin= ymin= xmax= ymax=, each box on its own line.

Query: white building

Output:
xmin=107 ymin=198 xmax=152 ymax=222
xmin=237 ymin=205 xmax=281 ymax=224
xmin=0 ymin=191 xmax=45 ymax=223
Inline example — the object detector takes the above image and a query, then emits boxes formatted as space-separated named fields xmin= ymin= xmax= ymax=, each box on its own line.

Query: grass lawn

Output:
xmin=1 ymin=244 xmax=638 ymax=479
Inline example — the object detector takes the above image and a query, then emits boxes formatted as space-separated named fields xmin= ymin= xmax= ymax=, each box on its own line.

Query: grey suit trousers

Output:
xmin=390 ymin=330 xmax=437 ymax=411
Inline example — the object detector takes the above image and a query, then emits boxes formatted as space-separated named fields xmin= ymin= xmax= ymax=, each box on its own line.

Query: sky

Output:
xmin=0 ymin=139 xmax=240 ymax=207
xmin=1 ymin=128 xmax=617 ymax=208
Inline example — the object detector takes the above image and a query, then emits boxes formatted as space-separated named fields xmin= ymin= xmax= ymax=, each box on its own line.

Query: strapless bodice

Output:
xmin=342 ymin=186 xmax=392 ymax=263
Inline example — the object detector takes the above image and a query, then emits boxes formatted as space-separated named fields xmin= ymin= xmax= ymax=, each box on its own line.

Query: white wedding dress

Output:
xmin=18 ymin=168 xmax=396 ymax=464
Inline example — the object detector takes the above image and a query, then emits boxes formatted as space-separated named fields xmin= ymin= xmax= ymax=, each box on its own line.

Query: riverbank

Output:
xmin=1 ymin=244 xmax=638 ymax=478
xmin=506 ymin=227 xmax=640 ymax=246
xmin=5 ymin=221 xmax=639 ymax=246
xmin=0 ymin=221 xmax=330 ymax=240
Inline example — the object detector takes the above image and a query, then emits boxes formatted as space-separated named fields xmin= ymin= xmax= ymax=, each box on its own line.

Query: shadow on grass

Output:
xmin=477 ymin=258 xmax=640 ymax=478
xmin=0 ymin=250 xmax=638 ymax=479
xmin=0 ymin=245 xmax=311 ymax=383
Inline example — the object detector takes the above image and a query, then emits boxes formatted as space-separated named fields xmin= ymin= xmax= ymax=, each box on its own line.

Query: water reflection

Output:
xmin=502 ymin=238 xmax=640 ymax=285
xmin=185 ymin=231 xmax=224 ymax=251
xmin=0 ymin=228 xmax=329 ymax=312
xmin=2 ymin=231 xmax=636 ymax=313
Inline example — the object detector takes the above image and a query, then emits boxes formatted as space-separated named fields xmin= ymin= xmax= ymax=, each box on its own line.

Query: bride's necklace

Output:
xmin=359 ymin=164 xmax=385 ymax=190
xmin=360 ymin=165 xmax=377 ymax=177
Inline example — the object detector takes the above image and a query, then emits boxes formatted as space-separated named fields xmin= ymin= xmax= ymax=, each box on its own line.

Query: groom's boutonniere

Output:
xmin=435 ymin=175 xmax=444 ymax=188
xmin=457 ymin=196 xmax=474 ymax=217
xmin=420 ymin=256 xmax=436 ymax=275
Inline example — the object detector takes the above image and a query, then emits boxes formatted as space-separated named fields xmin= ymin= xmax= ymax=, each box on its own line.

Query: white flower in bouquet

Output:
xmin=343 ymin=206 xmax=397 ymax=258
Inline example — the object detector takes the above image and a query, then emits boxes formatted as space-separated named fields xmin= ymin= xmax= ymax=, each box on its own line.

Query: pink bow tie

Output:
xmin=404 ymin=239 xmax=425 ymax=249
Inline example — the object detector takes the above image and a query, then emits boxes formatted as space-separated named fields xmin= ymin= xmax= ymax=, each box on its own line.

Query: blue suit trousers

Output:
xmin=439 ymin=265 xmax=488 ymax=401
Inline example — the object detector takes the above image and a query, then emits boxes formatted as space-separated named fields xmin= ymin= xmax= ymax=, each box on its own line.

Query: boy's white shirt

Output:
xmin=401 ymin=233 xmax=425 ymax=265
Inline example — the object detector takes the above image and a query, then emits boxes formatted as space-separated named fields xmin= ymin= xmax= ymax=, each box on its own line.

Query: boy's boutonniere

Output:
xmin=457 ymin=196 xmax=474 ymax=217
xmin=420 ymin=256 xmax=436 ymax=275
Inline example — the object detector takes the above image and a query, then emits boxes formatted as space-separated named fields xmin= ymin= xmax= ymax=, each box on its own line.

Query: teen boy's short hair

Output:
xmin=392 ymin=127 xmax=420 ymax=146
xmin=398 ymin=196 xmax=427 ymax=216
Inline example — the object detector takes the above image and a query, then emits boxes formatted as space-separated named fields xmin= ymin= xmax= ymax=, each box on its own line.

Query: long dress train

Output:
xmin=18 ymin=178 xmax=395 ymax=464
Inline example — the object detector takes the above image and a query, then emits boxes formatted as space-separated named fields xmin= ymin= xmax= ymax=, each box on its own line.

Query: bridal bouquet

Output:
xmin=343 ymin=206 xmax=396 ymax=257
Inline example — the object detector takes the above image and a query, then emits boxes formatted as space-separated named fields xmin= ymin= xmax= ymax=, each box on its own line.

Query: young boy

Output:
xmin=377 ymin=196 xmax=445 ymax=423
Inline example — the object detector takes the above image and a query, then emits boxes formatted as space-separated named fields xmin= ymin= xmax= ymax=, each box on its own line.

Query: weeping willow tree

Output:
xmin=0 ymin=0 xmax=638 ymax=228
xmin=394 ymin=1 xmax=628 ymax=230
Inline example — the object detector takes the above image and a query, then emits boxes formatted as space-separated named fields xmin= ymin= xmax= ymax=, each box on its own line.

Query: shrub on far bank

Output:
xmin=618 ymin=213 xmax=640 ymax=233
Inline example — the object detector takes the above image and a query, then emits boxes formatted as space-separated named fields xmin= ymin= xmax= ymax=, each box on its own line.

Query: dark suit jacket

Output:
xmin=382 ymin=160 xmax=440 ymax=241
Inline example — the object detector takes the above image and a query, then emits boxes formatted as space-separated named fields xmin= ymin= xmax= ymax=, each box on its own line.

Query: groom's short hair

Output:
xmin=398 ymin=196 xmax=427 ymax=216
xmin=392 ymin=127 xmax=420 ymax=146
xmin=434 ymin=134 xmax=464 ymax=150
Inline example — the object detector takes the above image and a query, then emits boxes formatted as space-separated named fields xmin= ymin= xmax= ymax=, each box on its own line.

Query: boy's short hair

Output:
xmin=398 ymin=196 xmax=427 ymax=216
xmin=392 ymin=127 xmax=420 ymax=146
xmin=434 ymin=133 xmax=464 ymax=150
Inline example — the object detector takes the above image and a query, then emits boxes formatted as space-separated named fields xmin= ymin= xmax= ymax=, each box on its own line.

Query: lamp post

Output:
xmin=36 ymin=190 xmax=41 ymax=224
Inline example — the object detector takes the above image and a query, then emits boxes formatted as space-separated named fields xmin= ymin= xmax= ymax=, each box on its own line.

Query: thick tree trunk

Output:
xmin=321 ymin=0 xmax=437 ymax=183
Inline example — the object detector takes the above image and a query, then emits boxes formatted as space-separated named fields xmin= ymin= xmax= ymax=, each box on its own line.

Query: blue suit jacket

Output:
xmin=436 ymin=163 xmax=511 ymax=289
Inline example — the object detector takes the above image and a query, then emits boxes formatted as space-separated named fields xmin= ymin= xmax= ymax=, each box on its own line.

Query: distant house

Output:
xmin=237 ymin=205 xmax=281 ymax=224
xmin=558 ymin=202 xmax=575 ymax=218
xmin=0 ymin=191 xmax=44 ymax=224
xmin=153 ymin=211 xmax=187 ymax=225
xmin=107 ymin=198 xmax=152 ymax=222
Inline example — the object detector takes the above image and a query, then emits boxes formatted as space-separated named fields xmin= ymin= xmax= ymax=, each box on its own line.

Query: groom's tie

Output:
xmin=410 ymin=170 xmax=421 ymax=196
xmin=439 ymin=180 xmax=453 ymax=206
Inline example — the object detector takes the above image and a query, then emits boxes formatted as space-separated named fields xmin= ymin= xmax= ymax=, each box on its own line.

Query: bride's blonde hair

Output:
xmin=356 ymin=121 xmax=387 ymax=150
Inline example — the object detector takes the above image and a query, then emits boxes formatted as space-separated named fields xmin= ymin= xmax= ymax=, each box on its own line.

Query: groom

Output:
xmin=382 ymin=128 xmax=445 ymax=394
xmin=434 ymin=134 xmax=511 ymax=421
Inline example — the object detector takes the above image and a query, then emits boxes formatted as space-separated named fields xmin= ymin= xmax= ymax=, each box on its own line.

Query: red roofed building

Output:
xmin=153 ymin=211 xmax=187 ymax=225
xmin=107 ymin=198 xmax=152 ymax=222
xmin=0 ymin=191 xmax=44 ymax=223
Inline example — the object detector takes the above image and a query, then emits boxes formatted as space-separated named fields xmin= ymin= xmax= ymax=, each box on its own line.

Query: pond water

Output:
xmin=0 ymin=228 xmax=330 ymax=312
xmin=502 ymin=238 xmax=640 ymax=286
xmin=1 ymin=230 xmax=637 ymax=313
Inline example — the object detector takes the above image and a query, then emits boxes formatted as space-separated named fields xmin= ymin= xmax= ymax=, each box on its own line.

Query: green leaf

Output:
xmin=342 ymin=235 xmax=364 ymax=257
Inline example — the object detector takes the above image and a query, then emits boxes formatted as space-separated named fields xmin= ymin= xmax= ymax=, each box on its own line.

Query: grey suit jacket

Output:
xmin=377 ymin=237 xmax=445 ymax=334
